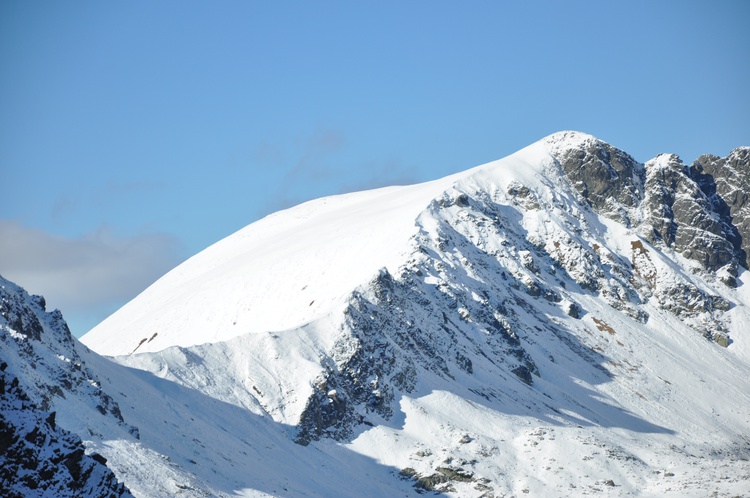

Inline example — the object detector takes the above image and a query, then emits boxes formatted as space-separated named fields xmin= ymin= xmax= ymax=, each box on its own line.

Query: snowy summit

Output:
xmin=82 ymin=131 xmax=620 ymax=355
xmin=4 ymin=131 xmax=750 ymax=497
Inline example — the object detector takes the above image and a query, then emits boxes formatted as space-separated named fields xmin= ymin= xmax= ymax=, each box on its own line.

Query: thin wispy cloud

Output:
xmin=339 ymin=158 xmax=421 ymax=193
xmin=252 ymin=140 xmax=285 ymax=167
xmin=287 ymin=128 xmax=347 ymax=183
xmin=51 ymin=194 xmax=78 ymax=222
xmin=255 ymin=128 xmax=350 ymax=215
xmin=294 ymin=129 xmax=346 ymax=178
xmin=51 ymin=180 xmax=165 ymax=223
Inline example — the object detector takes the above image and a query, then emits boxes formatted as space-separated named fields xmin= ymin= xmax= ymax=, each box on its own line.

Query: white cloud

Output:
xmin=0 ymin=220 xmax=184 ymax=335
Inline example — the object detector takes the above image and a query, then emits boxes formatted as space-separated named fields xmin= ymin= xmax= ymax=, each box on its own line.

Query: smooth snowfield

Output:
xmin=82 ymin=175 xmax=474 ymax=356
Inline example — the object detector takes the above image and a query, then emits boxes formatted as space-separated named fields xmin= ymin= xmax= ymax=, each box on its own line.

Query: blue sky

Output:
xmin=1 ymin=1 xmax=748 ymax=337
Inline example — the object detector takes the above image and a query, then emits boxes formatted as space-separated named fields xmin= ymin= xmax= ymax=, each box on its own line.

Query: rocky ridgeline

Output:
xmin=551 ymin=135 xmax=744 ymax=340
xmin=295 ymin=136 xmax=747 ymax=444
xmin=556 ymin=134 xmax=645 ymax=228
xmin=295 ymin=189 xmax=556 ymax=443
xmin=554 ymin=134 xmax=749 ymax=281
xmin=0 ymin=276 xmax=133 ymax=497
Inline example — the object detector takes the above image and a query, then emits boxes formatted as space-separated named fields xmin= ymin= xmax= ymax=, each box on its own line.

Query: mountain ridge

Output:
xmin=4 ymin=131 xmax=750 ymax=496
xmin=83 ymin=130 xmax=750 ymax=356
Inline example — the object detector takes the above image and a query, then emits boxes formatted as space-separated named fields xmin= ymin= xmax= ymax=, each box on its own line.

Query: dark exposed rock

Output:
xmin=511 ymin=365 xmax=534 ymax=385
xmin=690 ymin=147 xmax=750 ymax=269
xmin=507 ymin=181 xmax=541 ymax=210
xmin=437 ymin=466 xmax=475 ymax=482
xmin=0 ymin=367 xmax=132 ymax=497
xmin=401 ymin=467 xmax=451 ymax=492
xmin=566 ymin=302 xmax=582 ymax=319
xmin=643 ymin=154 xmax=736 ymax=273
xmin=0 ymin=275 xmax=134 ymax=496
xmin=556 ymin=137 xmax=643 ymax=226
xmin=401 ymin=466 xmax=477 ymax=493
xmin=552 ymin=136 xmax=750 ymax=278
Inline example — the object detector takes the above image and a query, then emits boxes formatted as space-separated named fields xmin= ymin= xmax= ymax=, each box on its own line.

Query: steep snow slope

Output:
xmin=82 ymin=176 xmax=474 ymax=356
xmin=72 ymin=131 xmax=750 ymax=496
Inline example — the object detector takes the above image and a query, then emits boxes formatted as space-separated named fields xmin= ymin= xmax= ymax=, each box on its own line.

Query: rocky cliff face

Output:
xmin=293 ymin=137 xmax=747 ymax=443
xmin=552 ymin=132 xmax=750 ymax=282
xmin=556 ymin=134 xmax=644 ymax=227
xmin=642 ymin=153 xmax=737 ymax=273
xmin=0 ymin=276 xmax=133 ymax=497
xmin=691 ymin=147 xmax=750 ymax=270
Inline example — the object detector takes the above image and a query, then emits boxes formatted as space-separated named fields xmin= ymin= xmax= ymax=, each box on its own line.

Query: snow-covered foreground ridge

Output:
xmin=4 ymin=131 xmax=750 ymax=497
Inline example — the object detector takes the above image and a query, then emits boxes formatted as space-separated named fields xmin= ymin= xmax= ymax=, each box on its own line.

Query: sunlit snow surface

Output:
xmin=79 ymin=132 xmax=750 ymax=497
xmin=83 ymin=178 xmax=469 ymax=356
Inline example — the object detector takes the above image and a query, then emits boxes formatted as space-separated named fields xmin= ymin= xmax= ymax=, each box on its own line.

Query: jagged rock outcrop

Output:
xmin=296 ymin=260 xmax=539 ymax=444
xmin=542 ymin=135 xmax=745 ymax=343
xmin=0 ymin=276 xmax=133 ymax=497
xmin=547 ymin=134 xmax=750 ymax=283
xmin=0 ymin=277 xmax=132 ymax=427
xmin=642 ymin=153 xmax=738 ymax=274
xmin=0 ymin=363 xmax=132 ymax=498
xmin=691 ymin=147 xmax=750 ymax=272
xmin=555 ymin=133 xmax=644 ymax=227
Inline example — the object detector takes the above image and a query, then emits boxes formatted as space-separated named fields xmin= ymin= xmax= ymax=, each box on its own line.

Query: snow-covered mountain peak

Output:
xmin=82 ymin=131 xmax=612 ymax=357
xmin=646 ymin=152 xmax=681 ymax=168
xmin=541 ymin=129 xmax=601 ymax=148
xmin=533 ymin=130 xmax=630 ymax=167
xmin=8 ymin=132 xmax=750 ymax=497
xmin=82 ymin=131 xmax=750 ymax=359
